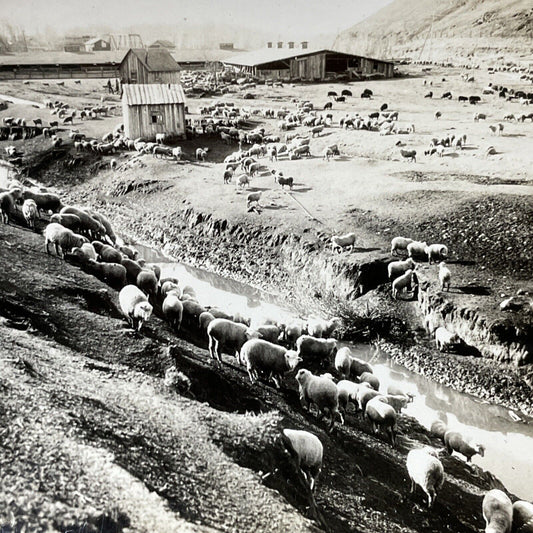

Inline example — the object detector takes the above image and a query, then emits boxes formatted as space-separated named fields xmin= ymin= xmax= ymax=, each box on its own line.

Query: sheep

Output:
xmin=400 ymin=149 xmax=416 ymax=162
xmin=136 ymin=269 xmax=158 ymax=298
xmin=20 ymin=199 xmax=38 ymax=229
xmin=406 ymin=447 xmax=444 ymax=508
xmin=276 ymin=176 xmax=294 ymax=189
xmin=0 ymin=191 xmax=15 ymax=224
xmin=44 ymin=223 xmax=87 ymax=257
xmin=443 ymin=431 xmax=484 ymax=462
xmin=223 ymin=169 xmax=234 ymax=184
xmin=296 ymin=335 xmax=337 ymax=367
xmin=359 ymin=371 xmax=380 ymax=391
xmin=435 ymin=327 xmax=460 ymax=352
xmin=310 ymin=125 xmax=324 ymax=137
xmin=482 ymin=489 xmax=512 ymax=533
xmin=92 ymin=241 xmax=122 ymax=264
xmin=380 ymin=394 xmax=411 ymax=413
xmin=78 ymin=242 xmax=97 ymax=261
xmin=207 ymin=318 xmax=261 ymax=364
xmin=50 ymin=213 xmax=81 ymax=233
xmin=407 ymin=241 xmax=428 ymax=260
xmin=438 ymin=262 xmax=451 ymax=291
xmin=281 ymin=320 xmax=307 ymax=349
xmin=307 ymin=317 xmax=341 ymax=338
xmin=511 ymin=501 xmax=533 ymax=533
xmin=22 ymin=190 xmax=63 ymax=216
xmin=336 ymin=380 xmax=366 ymax=414
xmin=331 ymin=232 xmax=356 ymax=253
xmin=182 ymin=299 xmax=206 ymax=329
xmin=196 ymin=147 xmax=208 ymax=160
xmin=171 ymin=147 xmax=182 ymax=161
xmin=391 ymin=269 xmax=413 ymax=299
xmin=295 ymin=369 xmax=343 ymax=431
xmin=155 ymin=133 xmax=167 ymax=144
xmin=388 ymin=257 xmax=416 ymax=280
xmin=118 ymin=284 xmax=153 ymax=331
xmin=474 ymin=113 xmax=487 ymax=121
xmin=86 ymin=209 xmax=116 ymax=244
xmin=365 ymin=396 xmax=397 ymax=445
xmin=430 ymin=420 xmax=448 ymax=440
xmin=162 ymin=291 xmax=183 ymax=330
xmin=121 ymin=258 xmax=143 ymax=285
xmin=241 ymin=339 xmax=301 ymax=388
xmin=489 ymin=123 xmax=504 ymax=136
xmin=281 ymin=429 xmax=323 ymax=492
xmin=199 ymin=311 xmax=216 ymax=333
xmin=232 ymin=311 xmax=251 ymax=326
xmin=334 ymin=347 xmax=373 ymax=379
xmin=424 ymin=91 xmax=433 ymax=98
xmin=390 ymin=236 xmax=414 ymax=256
xmin=255 ymin=324 xmax=282 ymax=344
xmin=60 ymin=206 xmax=104 ymax=239
xmin=424 ymin=244 xmax=448 ymax=264
xmin=357 ymin=386 xmax=382 ymax=412
xmin=207 ymin=308 xmax=233 ymax=320
xmin=82 ymin=259 xmax=127 ymax=289
xmin=434 ymin=111 xmax=442 ymax=120
xmin=236 ymin=174 xmax=250 ymax=188
xmin=119 ymin=245 xmax=139 ymax=261
xmin=247 ymin=191 xmax=262 ymax=208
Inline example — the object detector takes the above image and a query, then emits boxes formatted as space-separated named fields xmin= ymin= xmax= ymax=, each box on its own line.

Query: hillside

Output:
xmin=335 ymin=0 xmax=533 ymax=61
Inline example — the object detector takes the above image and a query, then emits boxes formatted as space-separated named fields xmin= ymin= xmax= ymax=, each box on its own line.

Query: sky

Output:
xmin=0 ymin=0 xmax=394 ymax=38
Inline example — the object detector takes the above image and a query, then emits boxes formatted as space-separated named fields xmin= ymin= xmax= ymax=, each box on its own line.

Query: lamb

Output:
xmin=387 ymin=257 xmax=416 ymax=280
xmin=50 ymin=213 xmax=81 ymax=232
xmin=307 ymin=317 xmax=341 ymax=338
xmin=82 ymin=259 xmax=127 ymax=289
xmin=295 ymin=369 xmax=343 ymax=431
xmin=331 ymin=232 xmax=356 ymax=253
xmin=22 ymin=190 xmax=63 ymax=216
xmin=365 ymin=396 xmax=397 ymax=445
xmin=296 ymin=335 xmax=337 ymax=367
xmin=435 ymin=327 xmax=460 ymax=352
xmin=334 ymin=347 xmax=373 ymax=379
xmin=511 ymin=501 xmax=533 ymax=533
xmin=207 ymin=318 xmax=261 ymax=364
xmin=118 ymin=285 xmax=153 ymax=331
xmin=44 ymin=223 xmax=87 ymax=257
xmin=281 ymin=429 xmax=323 ymax=492
xmin=390 ymin=236 xmax=414 ymax=256
xmin=391 ymin=269 xmax=413 ymax=299
xmin=407 ymin=241 xmax=428 ymax=260
xmin=136 ymin=269 xmax=158 ymax=297
xmin=359 ymin=371 xmax=380 ymax=391
xmin=406 ymin=447 xmax=444 ymax=508
xmin=21 ymin=199 xmax=38 ymax=229
xmin=0 ymin=191 xmax=15 ymax=224
xmin=400 ymin=149 xmax=416 ymax=162
xmin=438 ymin=262 xmax=451 ymax=291
xmin=482 ymin=489 xmax=512 ymax=533
xmin=425 ymin=244 xmax=448 ymax=264
xmin=241 ymin=339 xmax=301 ymax=388
xmin=443 ymin=431 xmax=484 ymax=462
xmin=162 ymin=291 xmax=184 ymax=330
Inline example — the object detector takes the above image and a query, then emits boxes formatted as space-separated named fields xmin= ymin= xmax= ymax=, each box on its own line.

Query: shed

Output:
xmin=224 ymin=48 xmax=394 ymax=81
xmin=85 ymin=38 xmax=110 ymax=52
xmin=119 ymin=48 xmax=181 ymax=84
xmin=149 ymin=40 xmax=176 ymax=50
xmin=122 ymin=83 xmax=186 ymax=140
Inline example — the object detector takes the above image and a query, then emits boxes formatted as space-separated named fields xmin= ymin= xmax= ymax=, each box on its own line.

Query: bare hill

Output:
xmin=335 ymin=0 xmax=533 ymax=61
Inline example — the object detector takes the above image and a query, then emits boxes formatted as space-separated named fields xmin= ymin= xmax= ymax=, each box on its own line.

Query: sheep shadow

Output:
xmin=291 ymin=186 xmax=313 ymax=193
xmin=443 ymin=152 xmax=459 ymax=158
xmin=503 ymin=133 xmax=525 ymax=137
xmin=262 ymin=204 xmax=287 ymax=210
xmin=447 ymin=259 xmax=476 ymax=266
xmin=315 ymin=132 xmax=334 ymax=138
xmin=332 ymin=156 xmax=352 ymax=162
xmin=350 ymin=246 xmax=381 ymax=253
xmin=247 ymin=186 xmax=270 ymax=192
xmin=456 ymin=285 xmax=491 ymax=296
xmin=460 ymin=145 xmax=478 ymax=151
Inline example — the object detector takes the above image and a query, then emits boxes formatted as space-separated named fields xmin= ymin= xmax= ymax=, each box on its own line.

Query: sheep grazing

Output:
xmin=511 ymin=501 xmax=533 ymax=533
xmin=60 ymin=206 xmax=104 ymax=239
xmin=425 ymin=243 xmax=448 ymax=264
xmin=435 ymin=327 xmax=460 ymax=352
xmin=443 ymin=431 xmax=484 ymax=462
xmin=400 ymin=149 xmax=416 ymax=162
xmin=182 ymin=299 xmax=206 ymax=329
xmin=388 ymin=257 xmax=416 ymax=280
xmin=295 ymin=369 xmax=343 ymax=432
xmin=82 ymin=259 xmax=127 ymax=290
xmin=474 ymin=113 xmax=487 ymax=121
xmin=241 ymin=339 xmax=301 ymax=388
xmin=281 ymin=320 xmax=307 ymax=349
xmin=121 ymin=258 xmax=143 ymax=285
xmin=331 ymin=232 xmax=356 ymax=253
xmin=357 ymin=386 xmax=381 ymax=412
xmin=381 ymin=394 xmax=411 ymax=413
xmin=407 ymin=241 xmax=428 ymax=260
xmin=406 ymin=447 xmax=444 ymax=508
xmin=50 ymin=213 xmax=81 ymax=233
xmin=424 ymin=91 xmax=433 ymax=98
xmin=78 ymin=242 xmax=97 ymax=261
xmin=247 ymin=191 xmax=262 ymax=208
xmin=255 ymin=324 xmax=282 ymax=344
xmin=430 ymin=420 xmax=448 ymax=440
xmin=281 ymin=429 xmax=323 ymax=492
xmin=438 ymin=262 xmax=451 ymax=291
xmin=207 ymin=318 xmax=260 ymax=364
xmin=0 ymin=191 xmax=15 ymax=224
xmin=334 ymin=346 xmax=373 ymax=380
xmin=336 ymin=380 xmax=364 ymax=413
xmin=435 ymin=111 xmax=442 ymax=120
xmin=92 ymin=241 xmax=122 ymax=264
xmin=482 ymin=489 xmax=512 ymax=533
xmin=199 ymin=311 xmax=215 ymax=333
xmin=307 ymin=317 xmax=341 ymax=338
xmin=296 ymin=335 xmax=337 ymax=367
xmin=44 ymin=223 xmax=87 ymax=257
xmin=23 ymin=190 xmax=63 ymax=216
xmin=359 ymin=371 xmax=380 ymax=391
xmin=365 ymin=397 xmax=397 ymax=445
xmin=136 ymin=269 xmax=158 ymax=298
xmin=162 ymin=291 xmax=184 ymax=330
xmin=391 ymin=269 xmax=413 ymax=299
xmin=236 ymin=174 xmax=250 ymax=189
xmin=390 ymin=236 xmax=414 ymax=256
xmin=118 ymin=285 xmax=153 ymax=332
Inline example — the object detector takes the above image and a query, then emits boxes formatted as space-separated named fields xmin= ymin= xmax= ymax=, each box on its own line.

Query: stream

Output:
xmin=139 ymin=244 xmax=533 ymax=500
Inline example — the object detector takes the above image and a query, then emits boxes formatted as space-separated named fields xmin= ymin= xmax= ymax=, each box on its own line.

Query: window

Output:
xmin=131 ymin=70 xmax=137 ymax=82
xmin=151 ymin=113 xmax=163 ymax=124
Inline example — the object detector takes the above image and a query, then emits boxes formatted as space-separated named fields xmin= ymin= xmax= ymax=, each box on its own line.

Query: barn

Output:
xmin=223 ymin=47 xmax=394 ymax=81
xmin=119 ymin=48 xmax=181 ymax=85
xmin=85 ymin=37 xmax=110 ymax=52
xmin=122 ymin=83 xmax=186 ymax=140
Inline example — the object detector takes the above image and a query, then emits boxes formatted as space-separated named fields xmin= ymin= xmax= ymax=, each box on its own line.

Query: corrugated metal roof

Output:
xmin=223 ymin=47 xmax=394 ymax=67
xmin=127 ymin=48 xmax=181 ymax=72
xmin=122 ymin=83 xmax=186 ymax=106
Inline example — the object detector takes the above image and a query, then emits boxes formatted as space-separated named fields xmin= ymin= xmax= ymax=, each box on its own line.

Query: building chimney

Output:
xmin=288 ymin=41 xmax=294 ymax=49
xmin=277 ymin=41 xmax=283 ymax=48
xmin=301 ymin=41 xmax=308 ymax=49
xmin=267 ymin=41 xmax=272 ymax=48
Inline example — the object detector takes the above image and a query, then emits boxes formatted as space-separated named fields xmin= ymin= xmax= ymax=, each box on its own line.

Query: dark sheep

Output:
xmin=323 ymin=102 xmax=332 ymax=110
xmin=380 ymin=103 xmax=388 ymax=111
xmin=121 ymin=258 xmax=143 ymax=285
xmin=82 ymin=259 xmax=127 ymax=289
xmin=327 ymin=91 xmax=337 ymax=97
xmin=441 ymin=92 xmax=452 ymax=99
xmin=341 ymin=89 xmax=352 ymax=97
xmin=424 ymin=91 xmax=433 ymax=98
xmin=335 ymin=96 xmax=346 ymax=102
xmin=92 ymin=241 xmax=122 ymax=264
xmin=458 ymin=95 xmax=468 ymax=102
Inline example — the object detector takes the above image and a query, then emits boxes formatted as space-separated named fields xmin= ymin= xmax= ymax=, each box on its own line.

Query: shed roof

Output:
xmin=85 ymin=37 xmax=109 ymax=45
xmin=149 ymin=40 xmax=176 ymax=49
xmin=0 ymin=50 xmax=126 ymax=66
xmin=126 ymin=48 xmax=181 ymax=72
xmin=170 ymin=48 xmax=245 ymax=63
xmin=223 ymin=47 xmax=394 ymax=67
xmin=122 ymin=83 xmax=186 ymax=106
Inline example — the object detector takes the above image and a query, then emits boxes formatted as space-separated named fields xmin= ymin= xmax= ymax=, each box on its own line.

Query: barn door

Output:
xmin=298 ymin=59 xmax=308 ymax=79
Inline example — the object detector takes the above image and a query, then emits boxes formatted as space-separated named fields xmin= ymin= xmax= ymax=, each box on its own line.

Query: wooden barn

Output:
xmin=119 ymin=48 xmax=181 ymax=84
xmin=85 ymin=37 xmax=110 ymax=52
xmin=122 ymin=83 xmax=186 ymax=140
xmin=223 ymin=48 xmax=394 ymax=81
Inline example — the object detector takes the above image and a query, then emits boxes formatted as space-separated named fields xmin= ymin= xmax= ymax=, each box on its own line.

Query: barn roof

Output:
xmin=170 ymin=48 xmax=245 ymax=63
xmin=149 ymin=40 xmax=176 ymax=49
xmin=0 ymin=50 xmax=126 ymax=66
xmin=122 ymin=83 xmax=186 ymax=106
xmin=127 ymin=48 xmax=181 ymax=72
xmin=223 ymin=47 xmax=394 ymax=67
xmin=85 ymin=37 xmax=109 ymax=45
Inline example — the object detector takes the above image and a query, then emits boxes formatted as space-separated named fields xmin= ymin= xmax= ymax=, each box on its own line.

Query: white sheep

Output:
xmin=307 ymin=317 xmax=341 ymax=338
xmin=241 ymin=339 xmax=301 ymax=388
xmin=390 ymin=236 xmax=413 ymax=255
xmin=435 ymin=327 xmax=460 ymax=352
xmin=118 ymin=284 xmax=153 ymax=331
xmin=281 ymin=319 xmax=307 ymax=349
xmin=281 ymin=429 xmax=323 ymax=492
xmin=21 ymin=199 xmax=38 ymax=229
xmin=407 ymin=241 xmax=428 ymax=259
xmin=79 ymin=242 xmax=97 ymax=261
xmin=406 ymin=447 xmax=444 ymax=508
xmin=357 ymin=386 xmax=381 ymax=412
xmin=172 ymin=146 xmax=182 ymax=161
xmin=511 ymin=501 xmax=533 ymax=533
xmin=247 ymin=191 xmax=262 ymax=208
xmin=391 ymin=269 xmax=413 ymax=299
xmin=438 ymin=262 xmax=451 ymax=291
xmin=482 ymin=489 xmax=512 ymax=533
xmin=388 ymin=257 xmax=416 ymax=280
xmin=162 ymin=291 xmax=184 ymax=330
xmin=331 ymin=232 xmax=356 ymax=253
xmin=443 ymin=431 xmax=484 ymax=462
xmin=336 ymin=380 xmax=365 ymax=413
xmin=365 ymin=396 xmax=397 ymax=445
xmin=295 ymin=368 xmax=343 ymax=431
xmin=236 ymin=174 xmax=250 ymax=188
xmin=44 ymin=223 xmax=87 ymax=257
xmin=359 ymin=371 xmax=380 ymax=391
xmin=334 ymin=347 xmax=373 ymax=379
xmin=425 ymin=244 xmax=448 ymax=264
xmin=198 ymin=311 xmax=215 ymax=332
xmin=207 ymin=318 xmax=260 ymax=364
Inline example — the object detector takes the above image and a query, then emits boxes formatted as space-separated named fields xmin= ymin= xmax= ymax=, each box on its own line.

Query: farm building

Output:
xmin=170 ymin=48 xmax=244 ymax=70
xmin=122 ymin=83 xmax=186 ymax=140
xmin=223 ymin=48 xmax=394 ymax=81
xmin=63 ymin=36 xmax=90 ymax=53
xmin=85 ymin=37 xmax=110 ymax=52
xmin=119 ymin=48 xmax=181 ymax=84
xmin=149 ymin=40 xmax=176 ymax=50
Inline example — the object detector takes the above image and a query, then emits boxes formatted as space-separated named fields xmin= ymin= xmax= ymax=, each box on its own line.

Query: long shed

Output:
xmin=119 ymin=48 xmax=181 ymax=84
xmin=122 ymin=84 xmax=186 ymax=140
